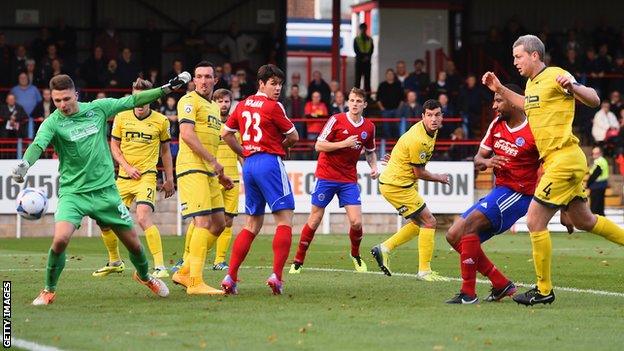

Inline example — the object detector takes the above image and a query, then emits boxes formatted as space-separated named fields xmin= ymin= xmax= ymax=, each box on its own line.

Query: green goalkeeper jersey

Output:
xmin=24 ymin=89 xmax=163 ymax=196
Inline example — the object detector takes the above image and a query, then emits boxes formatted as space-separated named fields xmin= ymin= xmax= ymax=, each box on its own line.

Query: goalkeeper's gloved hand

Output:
xmin=11 ymin=160 xmax=30 ymax=183
xmin=163 ymin=71 xmax=192 ymax=93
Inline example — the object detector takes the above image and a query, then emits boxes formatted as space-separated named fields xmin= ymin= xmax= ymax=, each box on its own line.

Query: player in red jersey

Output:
xmin=220 ymin=64 xmax=299 ymax=295
xmin=445 ymin=84 xmax=541 ymax=304
xmin=289 ymin=87 xmax=378 ymax=274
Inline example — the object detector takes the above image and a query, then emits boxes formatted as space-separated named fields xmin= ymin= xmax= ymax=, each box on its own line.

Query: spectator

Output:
xmin=429 ymin=71 xmax=449 ymax=100
xmin=40 ymin=43 xmax=59 ymax=77
xmin=447 ymin=127 xmax=472 ymax=161
xmin=404 ymin=59 xmax=430 ymax=99
xmin=96 ymin=91 xmax=107 ymax=99
xmin=221 ymin=62 xmax=234 ymax=86
xmin=24 ymin=59 xmax=44 ymax=88
xmin=42 ymin=58 xmax=64 ymax=83
xmin=561 ymin=48 xmax=583 ymax=81
xmin=396 ymin=90 xmax=422 ymax=134
xmin=287 ymin=71 xmax=307 ymax=99
xmin=586 ymin=146 xmax=609 ymax=216
xmin=610 ymin=54 xmax=624 ymax=94
xmin=483 ymin=26 xmax=505 ymax=65
xmin=0 ymin=94 xmax=28 ymax=138
xmin=592 ymin=100 xmax=619 ymax=143
xmin=145 ymin=67 xmax=160 ymax=87
xmin=30 ymin=27 xmax=53 ymax=62
xmin=10 ymin=45 xmax=29 ymax=84
xmin=117 ymin=48 xmax=141 ymax=88
xmin=304 ymin=91 xmax=328 ymax=140
xmin=329 ymin=80 xmax=340 ymax=104
xmin=0 ymin=33 xmax=10 ymax=86
xmin=438 ymin=93 xmax=456 ymax=138
xmin=159 ymin=96 xmax=179 ymax=140
xmin=284 ymin=84 xmax=306 ymax=138
xmin=104 ymin=59 xmax=120 ymax=90
xmin=564 ymin=29 xmax=582 ymax=55
xmin=214 ymin=65 xmax=230 ymax=90
xmin=95 ymin=19 xmax=123 ymax=60
xmin=609 ymin=90 xmax=623 ymax=117
xmin=32 ymin=88 xmax=55 ymax=119
xmin=219 ymin=22 xmax=257 ymax=71
xmin=80 ymin=46 xmax=107 ymax=88
xmin=307 ymin=70 xmax=331 ymax=106
xmin=181 ymin=19 xmax=205 ymax=69
xmin=444 ymin=60 xmax=461 ymax=98
xmin=52 ymin=18 xmax=77 ymax=70
xmin=236 ymin=69 xmax=255 ymax=98
xmin=584 ymin=48 xmax=607 ymax=96
xmin=10 ymin=72 xmax=41 ymax=118
xmin=353 ymin=23 xmax=374 ymax=94
xmin=376 ymin=68 xmax=403 ymax=138
xmin=140 ymin=19 xmax=162 ymax=72
xmin=395 ymin=60 xmax=409 ymax=85
xmin=458 ymin=74 xmax=488 ymax=137
xmin=329 ymin=90 xmax=348 ymax=115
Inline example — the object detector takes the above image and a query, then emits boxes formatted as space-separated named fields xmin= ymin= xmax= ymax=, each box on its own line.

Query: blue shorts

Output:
xmin=461 ymin=186 xmax=532 ymax=243
xmin=311 ymin=179 xmax=361 ymax=208
xmin=243 ymin=153 xmax=295 ymax=215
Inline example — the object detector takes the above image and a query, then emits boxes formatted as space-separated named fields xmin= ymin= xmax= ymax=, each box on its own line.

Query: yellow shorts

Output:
xmin=221 ymin=180 xmax=240 ymax=217
xmin=178 ymin=172 xmax=224 ymax=218
xmin=534 ymin=145 xmax=588 ymax=207
xmin=116 ymin=172 xmax=157 ymax=211
xmin=380 ymin=182 xmax=426 ymax=219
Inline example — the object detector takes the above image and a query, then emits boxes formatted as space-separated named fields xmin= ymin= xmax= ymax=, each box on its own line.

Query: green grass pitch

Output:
xmin=2 ymin=233 xmax=623 ymax=350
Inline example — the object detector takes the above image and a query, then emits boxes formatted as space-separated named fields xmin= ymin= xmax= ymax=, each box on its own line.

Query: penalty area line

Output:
xmin=244 ymin=265 xmax=624 ymax=298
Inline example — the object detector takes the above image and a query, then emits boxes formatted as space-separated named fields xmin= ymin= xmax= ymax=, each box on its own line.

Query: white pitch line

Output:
xmin=2 ymin=264 xmax=623 ymax=298
xmin=12 ymin=338 xmax=65 ymax=351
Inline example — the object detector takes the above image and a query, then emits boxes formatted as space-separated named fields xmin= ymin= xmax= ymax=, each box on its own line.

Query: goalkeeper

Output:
xmin=11 ymin=73 xmax=191 ymax=305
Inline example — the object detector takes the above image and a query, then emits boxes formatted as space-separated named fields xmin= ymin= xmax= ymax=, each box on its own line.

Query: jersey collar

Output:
xmin=346 ymin=113 xmax=364 ymax=127
xmin=255 ymin=92 xmax=268 ymax=98
xmin=133 ymin=110 xmax=152 ymax=120
xmin=504 ymin=116 xmax=528 ymax=133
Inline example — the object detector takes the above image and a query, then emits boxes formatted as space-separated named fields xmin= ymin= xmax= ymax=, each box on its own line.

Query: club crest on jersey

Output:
xmin=419 ymin=152 xmax=427 ymax=160
xmin=184 ymin=104 xmax=192 ymax=113
xmin=515 ymin=137 xmax=525 ymax=147
xmin=87 ymin=110 xmax=95 ymax=118
xmin=361 ymin=131 xmax=368 ymax=139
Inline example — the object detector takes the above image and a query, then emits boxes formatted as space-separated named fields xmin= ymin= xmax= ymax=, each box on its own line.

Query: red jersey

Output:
xmin=315 ymin=113 xmax=376 ymax=182
xmin=480 ymin=116 xmax=540 ymax=195
xmin=225 ymin=92 xmax=295 ymax=157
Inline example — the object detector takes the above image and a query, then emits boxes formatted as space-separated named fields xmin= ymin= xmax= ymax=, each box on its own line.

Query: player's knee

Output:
xmin=422 ymin=215 xmax=437 ymax=228
xmin=570 ymin=213 xmax=596 ymax=231
xmin=446 ymin=226 xmax=459 ymax=246
xmin=136 ymin=214 xmax=150 ymax=229
xmin=225 ymin=216 xmax=234 ymax=228
xmin=51 ymin=237 xmax=69 ymax=252
xmin=350 ymin=220 xmax=362 ymax=232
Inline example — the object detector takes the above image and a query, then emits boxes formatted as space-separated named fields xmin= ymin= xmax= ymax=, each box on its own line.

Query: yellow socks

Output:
xmin=100 ymin=229 xmax=121 ymax=263
xmin=144 ymin=225 xmax=164 ymax=268
xmin=382 ymin=222 xmax=420 ymax=251
xmin=418 ymin=227 xmax=435 ymax=272
xmin=183 ymin=222 xmax=195 ymax=262
xmin=591 ymin=215 xmax=624 ymax=246
xmin=215 ymin=226 xmax=232 ymax=264
xmin=188 ymin=227 xmax=219 ymax=286
xmin=530 ymin=230 xmax=552 ymax=295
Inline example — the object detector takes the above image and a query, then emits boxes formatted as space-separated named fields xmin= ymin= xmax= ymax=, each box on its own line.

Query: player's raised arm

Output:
xmin=482 ymin=72 xmax=525 ymax=111
xmin=556 ymin=74 xmax=600 ymax=108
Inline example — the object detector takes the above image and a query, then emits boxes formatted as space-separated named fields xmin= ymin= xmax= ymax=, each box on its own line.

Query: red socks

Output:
xmin=459 ymin=234 xmax=479 ymax=297
xmin=273 ymin=225 xmax=292 ymax=281
xmin=476 ymin=245 xmax=509 ymax=289
xmin=294 ymin=224 xmax=316 ymax=264
xmin=455 ymin=234 xmax=510 ymax=295
xmin=349 ymin=227 xmax=363 ymax=257
xmin=227 ymin=229 xmax=256 ymax=281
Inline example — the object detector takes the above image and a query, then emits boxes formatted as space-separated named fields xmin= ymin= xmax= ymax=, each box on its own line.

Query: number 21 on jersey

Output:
xmin=242 ymin=111 xmax=262 ymax=142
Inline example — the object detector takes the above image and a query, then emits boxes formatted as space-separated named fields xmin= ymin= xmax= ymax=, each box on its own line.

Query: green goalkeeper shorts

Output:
xmin=55 ymin=185 xmax=134 ymax=230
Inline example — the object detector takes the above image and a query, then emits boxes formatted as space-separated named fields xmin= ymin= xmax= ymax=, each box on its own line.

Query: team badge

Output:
xmin=184 ymin=104 xmax=192 ymax=113
xmin=515 ymin=137 xmax=525 ymax=146
xmin=361 ymin=131 xmax=368 ymax=139
xmin=87 ymin=110 xmax=94 ymax=118
xmin=419 ymin=152 xmax=427 ymax=160
xmin=318 ymin=193 xmax=325 ymax=201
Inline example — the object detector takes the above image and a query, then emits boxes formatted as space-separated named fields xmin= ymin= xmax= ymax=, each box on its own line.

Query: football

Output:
xmin=16 ymin=188 xmax=49 ymax=220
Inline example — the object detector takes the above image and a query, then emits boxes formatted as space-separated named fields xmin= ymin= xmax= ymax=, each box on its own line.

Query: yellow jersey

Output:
xmin=176 ymin=91 xmax=221 ymax=175
xmin=217 ymin=123 xmax=241 ymax=180
xmin=379 ymin=121 xmax=437 ymax=187
xmin=111 ymin=110 xmax=171 ymax=178
xmin=524 ymin=66 xmax=578 ymax=159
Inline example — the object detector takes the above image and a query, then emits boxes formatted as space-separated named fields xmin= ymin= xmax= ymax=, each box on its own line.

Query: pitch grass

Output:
xmin=2 ymin=233 xmax=624 ymax=351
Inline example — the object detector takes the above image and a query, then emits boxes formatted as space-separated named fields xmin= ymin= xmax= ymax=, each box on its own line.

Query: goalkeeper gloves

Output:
xmin=11 ymin=160 xmax=30 ymax=183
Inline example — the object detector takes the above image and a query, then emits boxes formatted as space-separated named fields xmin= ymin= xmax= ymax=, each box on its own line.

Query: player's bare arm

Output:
xmin=180 ymin=123 xmax=224 ymax=175
xmin=282 ymin=128 xmax=299 ymax=148
xmin=110 ymin=138 xmax=141 ymax=180
xmin=315 ymin=135 xmax=359 ymax=152
xmin=159 ymin=142 xmax=175 ymax=198
xmin=413 ymin=165 xmax=450 ymax=185
xmin=482 ymin=72 xmax=525 ymax=111
xmin=366 ymin=151 xmax=379 ymax=179
xmin=473 ymin=147 xmax=508 ymax=171
xmin=556 ymin=75 xmax=600 ymax=108
xmin=221 ymin=129 xmax=245 ymax=158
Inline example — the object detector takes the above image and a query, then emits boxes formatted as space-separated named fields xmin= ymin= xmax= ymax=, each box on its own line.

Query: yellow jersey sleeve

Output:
xmin=111 ymin=114 xmax=123 ymax=140
xmin=160 ymin=117 xmax=171 ymax=142
xmin=178 ymin=95 xmax=197 ymax=125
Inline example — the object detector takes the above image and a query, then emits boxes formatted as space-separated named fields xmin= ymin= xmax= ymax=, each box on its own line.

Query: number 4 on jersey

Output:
xmin=242 ymin=111 xmax=262 ymax=142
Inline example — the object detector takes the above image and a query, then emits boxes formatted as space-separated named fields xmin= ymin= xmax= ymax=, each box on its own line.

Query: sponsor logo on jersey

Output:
xmin=69 ymin=124 xmax=99 ymax=142
xmin=342 ymin=130 xmax=349 ymax=134
xmin=244 ymin=99 xmax=264 ymax=108
xmin=493 ymin=139 xmax=519 ymax=157
xmin=494 ymin=132 xmax=501 ymax=138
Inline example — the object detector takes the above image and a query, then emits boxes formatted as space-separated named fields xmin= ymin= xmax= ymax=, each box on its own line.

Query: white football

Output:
xmin=16 ymin=188 xmax=49 ymax=220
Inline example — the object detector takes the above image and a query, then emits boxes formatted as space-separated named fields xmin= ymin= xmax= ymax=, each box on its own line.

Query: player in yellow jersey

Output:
xmin=483 ymin=34 xmax=624 ymax=306
xmin=93 ymin=78 xmax=175 ymax=279
xmin=210 ymin=88 xmax=243 ymax=270
xmin=171 ymin=61 xmax=233 ymax=295
xmin=370 ymin=99 xmax=450 ymax=281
